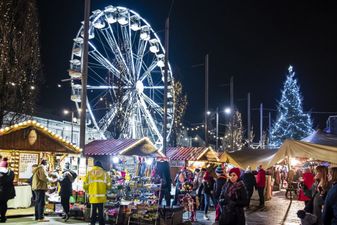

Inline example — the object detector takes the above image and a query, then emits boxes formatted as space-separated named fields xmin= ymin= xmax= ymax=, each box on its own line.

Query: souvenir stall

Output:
xmin=0 ymin=120 xmax=81 ymax=215
xmin=166 ymin=147 xmax=220 ymax=222
xmin=166 ymin=146 xmax=221 ymax=180
xmin=84 ymin=138 xmax=165 ymax=225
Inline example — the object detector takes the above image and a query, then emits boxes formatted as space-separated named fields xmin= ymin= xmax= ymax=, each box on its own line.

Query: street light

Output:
xmin=224 ymin=107 xmax=231 ymax=115
xmin=207 ymin=107 xmax=232 ymax=152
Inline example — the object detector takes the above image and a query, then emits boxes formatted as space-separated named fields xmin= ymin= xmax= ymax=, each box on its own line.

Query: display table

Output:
xmin=8 ymin=185 xmax=32 ymax=208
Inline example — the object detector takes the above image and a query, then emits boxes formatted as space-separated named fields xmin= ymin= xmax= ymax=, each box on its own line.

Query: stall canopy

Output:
xmin=268 ymin=139 xmax=337 ymax=166
xmin=302 ymin=129 xmax=337 ymax=147
xmin=166 ymin=147 xmax=220 ymax=162
xmin=220 ymin=148 xmax=278 ymax=169
xmin=84 ymin=137 xmax=163 ymax=157
xmin=0 ymin=120 xmax=81 ymax=154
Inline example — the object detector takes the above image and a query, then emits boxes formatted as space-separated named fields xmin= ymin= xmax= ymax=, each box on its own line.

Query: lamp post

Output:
xmin=63 ymin=109 xmax=76 ymax=144
xmin=224 ymin=107 xmax=232 ymax=151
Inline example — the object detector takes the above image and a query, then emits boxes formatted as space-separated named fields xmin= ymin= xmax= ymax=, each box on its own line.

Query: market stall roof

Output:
xmin=0 ymin=120 xmax=81 ymax=154
xmin=220 ymin=148 xmax=278 ymax=169
xmin=268 ymin=139 xmax=337 ymax=166
xmin=166 ymin=147 xmax=220 ymax=162
xmin=302 ymin=129 xmax=337 ymax=147
xmin=84 ymin=137 xmax=164 ymax=157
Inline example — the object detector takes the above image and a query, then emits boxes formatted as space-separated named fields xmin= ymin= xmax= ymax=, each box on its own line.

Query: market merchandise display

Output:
xmin=105 ymin=173 xmax=161 ymax=225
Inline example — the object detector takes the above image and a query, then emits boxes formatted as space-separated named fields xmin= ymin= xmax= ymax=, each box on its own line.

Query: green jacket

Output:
xmin=32 ymin=165 xmax=49 ymax=191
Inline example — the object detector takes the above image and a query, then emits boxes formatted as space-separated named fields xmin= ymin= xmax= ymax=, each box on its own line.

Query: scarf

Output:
xmin=225 ymin=180 xmax=245 ymax=198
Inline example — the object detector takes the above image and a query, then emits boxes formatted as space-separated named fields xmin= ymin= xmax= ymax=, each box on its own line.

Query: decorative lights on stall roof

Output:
xmin=0 ymin=120 xmax=81 ymax=152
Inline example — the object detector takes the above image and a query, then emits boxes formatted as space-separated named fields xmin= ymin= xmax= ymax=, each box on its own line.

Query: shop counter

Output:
xmin=8 ymin=185 xmax=32 ymax=209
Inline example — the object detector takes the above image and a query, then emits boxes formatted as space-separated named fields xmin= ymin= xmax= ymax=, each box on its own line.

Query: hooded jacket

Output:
xmin=0 ymin=167 xmax=15 ymax=201
xmin=32 ymin=165 xmax=49 ymax=191
xmin=83 ymin=166 xmax=111 ymax=204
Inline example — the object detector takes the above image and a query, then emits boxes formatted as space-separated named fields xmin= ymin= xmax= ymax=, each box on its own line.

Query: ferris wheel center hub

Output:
xmin=135 ymin=80 xmax=144 ymax=94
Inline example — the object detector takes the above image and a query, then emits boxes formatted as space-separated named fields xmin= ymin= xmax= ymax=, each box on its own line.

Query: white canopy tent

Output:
xmin=268 ymin=139 xmax=337 ymax=167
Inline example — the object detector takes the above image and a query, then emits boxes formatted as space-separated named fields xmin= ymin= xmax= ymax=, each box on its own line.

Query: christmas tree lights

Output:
xmin=269 ymin=66 xmax=313 ymax=147
xmin=223 ymin=110 xmax=243 ymax=151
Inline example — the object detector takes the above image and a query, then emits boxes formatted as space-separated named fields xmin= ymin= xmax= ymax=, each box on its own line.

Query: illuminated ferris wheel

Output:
xmin=69 ymin=5 xmax=174 ymax=147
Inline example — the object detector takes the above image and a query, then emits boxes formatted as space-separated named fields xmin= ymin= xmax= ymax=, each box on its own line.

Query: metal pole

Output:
xmin=216 ymin=107 xmax=219 ymax=151
xmin=205 ymin=54 xmax=209 ymax=146
xmin=230 ymin=76 xmax=234 ymax=151
xmin=260 ymin=103 xmax=263 ymax=147
xmin=80 ymin=0 xmax=90 ymax=150
xmin=163 ymin=17 xmax=169 ymax=155
xmin=71 ymin=111 xmax=74 ymax=144
xmin=230 ymin=76 xmax=234 ymax=111
xmin=247 ymin=92 xmax=251 ymax=143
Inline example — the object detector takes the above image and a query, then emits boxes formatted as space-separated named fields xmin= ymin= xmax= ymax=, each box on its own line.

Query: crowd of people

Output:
xmin=172 ymin=164 xmax=267 ymax=225
xmin=172 ymin=163 xmax=337 ymax=225
xmin=0 ymin=156 xmax=79 ymax=223
xmin=294 ymin=165 xmax=337 ymax=225
xmin=1 ymin=153 xmax=337 ymax=225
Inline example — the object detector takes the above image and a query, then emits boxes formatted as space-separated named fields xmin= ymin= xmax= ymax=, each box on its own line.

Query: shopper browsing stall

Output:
xmin=256 ymin=165 xmax=266 ymax=207
xmin=200 ymin=171 xmax=215 ymax=220
xmin=84 ymin=161 xmax=111 ymax=225
xmin=241 ymin=166 xmax=256 ymax=209
xmin=58 ymin=162 xmax=77 ymax=222
xmin=0 ymin=158 xmax=15 ymax=223
xmin=32 ymin=159 xmax=55 ymax=222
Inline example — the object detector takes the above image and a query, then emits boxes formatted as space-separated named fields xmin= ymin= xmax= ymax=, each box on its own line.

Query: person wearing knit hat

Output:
xmin=219 ymin=167 xmax=248 ymax=225
xmin=0 ymin=157 xmax=15 ymax=223
xmin=215 ymin=166 xmax=224 ymax=175
xmin=214 ymin=166 xmax=227 ymax=221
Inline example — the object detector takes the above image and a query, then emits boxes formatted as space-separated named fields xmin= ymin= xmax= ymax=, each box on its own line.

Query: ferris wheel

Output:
xmin=69 ymin=5 xmax=174 ymax=147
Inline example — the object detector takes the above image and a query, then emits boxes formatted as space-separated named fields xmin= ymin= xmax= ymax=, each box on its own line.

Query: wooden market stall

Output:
xmin=166 ymin=146 xmax=221 ymax=180
xmin=84 ymin=138 xmax=168 ymax=225
xmin=0 ymin=120 xmax=81 ymax=211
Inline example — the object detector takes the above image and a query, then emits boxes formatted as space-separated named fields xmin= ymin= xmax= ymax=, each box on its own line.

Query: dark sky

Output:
xmin=36 ymin=0 xmax=337 ymax=134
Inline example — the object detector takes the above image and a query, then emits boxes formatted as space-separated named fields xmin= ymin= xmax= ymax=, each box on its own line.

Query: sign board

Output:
xmin=169 ymin=160 xmax=185 ymax=168
xmin=18 ymin=153 xmax=39 ymax=179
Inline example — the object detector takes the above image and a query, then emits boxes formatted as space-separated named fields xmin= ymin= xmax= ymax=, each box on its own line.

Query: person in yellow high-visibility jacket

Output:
xmin=83 ymin=161 xmax=111 ymax=225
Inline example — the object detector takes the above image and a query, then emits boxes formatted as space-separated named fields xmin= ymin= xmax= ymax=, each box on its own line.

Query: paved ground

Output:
xmin=5 ymin=190 xmax=303 ymax=225
xmin=187 ymin=190 xmax=303 ymax=225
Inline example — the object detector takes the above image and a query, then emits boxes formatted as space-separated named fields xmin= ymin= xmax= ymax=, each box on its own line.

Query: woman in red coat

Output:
xmin=298 ymin=168 xmax=315 ymax=204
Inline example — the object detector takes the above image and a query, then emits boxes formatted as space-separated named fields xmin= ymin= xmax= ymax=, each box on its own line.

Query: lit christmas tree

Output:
xmin=269 ymin=65 xmax=313 ymax=147
xmin=223 ymin=110 xmax=243 ymax=151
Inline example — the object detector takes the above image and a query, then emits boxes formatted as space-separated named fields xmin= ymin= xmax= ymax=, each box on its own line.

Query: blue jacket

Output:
xmin=323 ymin=183 xmax=337 ymax=225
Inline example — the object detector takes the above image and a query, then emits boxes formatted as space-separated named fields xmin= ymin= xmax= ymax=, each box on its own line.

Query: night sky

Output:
xmin=36 ymin=0 xmax=337 ymax=136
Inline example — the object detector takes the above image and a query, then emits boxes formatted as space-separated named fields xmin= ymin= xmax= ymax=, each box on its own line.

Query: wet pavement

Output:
xmin=186 ymin=190 xmax=303 ymax=225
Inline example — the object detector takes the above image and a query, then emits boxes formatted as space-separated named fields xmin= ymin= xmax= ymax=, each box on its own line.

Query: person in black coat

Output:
xmin=219 ymin=167 xmax=248 ymax=225
xmin=200 ymin=171 xmax=215 ymax=220
xmin=0 ymin=159 xmax=15 ymax=223
xmin=241 ymin=166 xmax=256 ymax=209
xmin=156 ymin=161 xmax=172 ymax=207
xmin=58 ymin=162 xmax=76 ymax=222
xmin=214 ymin=166 xmax=227 ymax=221
xmin=322 ymin=167 xmax=337 ymax=225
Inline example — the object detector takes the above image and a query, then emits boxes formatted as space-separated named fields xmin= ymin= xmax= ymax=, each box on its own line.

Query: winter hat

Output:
xmin=215 ymin=166 xmax=224 ymax=174
xmin=229 ymin=167 xmax=241 ymax=178
xmin=203 ymin=171 xmax=212 ymax=181
xmin=0 ymin=158 xmax=8 ymax=168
